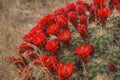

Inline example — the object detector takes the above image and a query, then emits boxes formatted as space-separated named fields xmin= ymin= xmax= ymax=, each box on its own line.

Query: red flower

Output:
xmin=76 ymin=0 xmax=84 ymax=5
xmin=68 ymin=11 xmax=78 ymax=27
xmin=23 ymin=29 xmax=43 ymax=43
xmin=98 ymin=8 xmax=111 ymax=19
xmin=46 ymin=24 xmax=59 ymax=35
xmin=34 ymin=55 xmax=46 ymax=66
xmin=109 ymin=0 xmax=115 ymax=11
xmin=53 ymin=8 xmax=66 ymax=17
xmin=93 ymin=0 xmax=106 ymax=8
xmin=79 ymin=15 xmax=87 ymax=25
xmin=39 ymin=13 xmax=53 ymax=27
xmin=97 ymin=8 xmax=111 ymax=27
xmin=109 ymin=0 xmax=120 ymax=11
xmin=45 ymin=39 xmax=59 ymax=53
xmin=45 ymin=56 xmax=57 ymax=68
xmin=88 ymin=3 xmax=96 ymax=23
xmin=89 ymin=44 xmax=95 ymax=55
xmin=17 ymin=43 xmax=32 ymax=53
xmin=26 ymin=49 xmax=36 ymax=60
xmin=55 ymin=15 xmax=68 ymax=29
xmin=8 ymin=55 xmax=27 ymax=68
xmin=110 ymin=0 xmax=120 ymax=6
xmin=55 ymin=62 xmax=75 ymax=80
xmin=23 ymin=32 xmax=34 ymax=43
xmin=108 ymin=62 xmax=117 ymax=73
xmin=31 ymin=31 xmax=46 ymax=46
xmin=29 ymin=23 xmax=42 ymax=33
xmin=65 ymin=3 xmax=76 ymax=12
xmin=57 ymin=30 xmax=71 ymax=43
xmin=52 ymin=8 xmax=67 ymax=22
xmin=34 ymin=55 xmax=57 ymax=68
xmin=77 ymin=24 xmax=87 ymax=41
xmin=116 ymin=4 xmax=120 ymax=11
xmin=75 ymin=44 xmax=92 ymax=59
xmin=76 ymin=4 xmax=86 ymax=15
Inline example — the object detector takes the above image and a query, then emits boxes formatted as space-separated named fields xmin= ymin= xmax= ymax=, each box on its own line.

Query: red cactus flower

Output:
xmin=34 ymin=55 xmax=57 ymax=68
xmin=56 ymin=75 xmax=64 ymax=80
xmin=77 ymin=24 xmax=87 ymax=41
xmin=29 ymin=23 xmax=42 ymax=33
xmin=97 ymin=8 xmax=111 ymax=27
xmin=52 ymin=8 xmax=67 ymax=22
xmin=109 ymin=0 xmax=115 ymax=11
xmin=17 ymin=43 xmax=32 ymax=53
xmin=97 ymin=8 xmax=111 ymax=19
xmin=116 ymin=4 xmax=120 ymax=11
xmin=57 ymin=30 xmax=71 ymax=43
xmin=23 ymin=32 xmax=34 ymax=43
xmin=109 ymin=0 xmax=120 ymax=12
xmin=88 ymin=3 xmax=96 ymax=23
xmin=26 ymin=49 xmax=36 ymax=60
xmin=109 ymin=0 xmax=120 ymax=6
xmin=108 ymin=62 xmax=117 ymax=73
xmin=76 ymin=0 xmax=84 ymax=5
xmin=65 ymin=3 xmax=76 ymax=13
xmin=45 ymin=39 xmax=59 ymax=53
xmin=76 ymin=4 xmax=86 ymax=15
xmin=55 ymin=15 xmax=68 ymax=29
xmin=23 ymin=29 xmax=44 ymax=43
xmin=93 ymin=0 xmax=106 ymax=8
xmin=89 ymin=44 xmax=95 ymax=55
xmin=46 ymin=24 xmax=59 ymax=35
xmin=45 ymin=56 xmax=57 ymax=68
xmin=53 ymin=8 xmax=66 ymax=17
xmin=39 ymin=13 xmax=53 ymax=27
xmin=79 ymin=15 xmax=87 ymax=25
xmin=68 ymin=11 xmax=78 ymax=27
xmin=113 ymin=0 xmax=120 ymax=5
xmin=8 ymin=55 xmax=27 ymax=68
xmin=24 ymin=22 xmax=45 ymax=42
xmin=31 ymin=31 xmax=46 ymax=46
xmin=75 ymin=44 xmax=92 ymax=59
xmin=55 ymin=62 xmax=75 ymax=80
xmin=34 ymin=55 xmax=46 ymax=66
xmin=75 ymin=44 xmax=93 ymax=65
